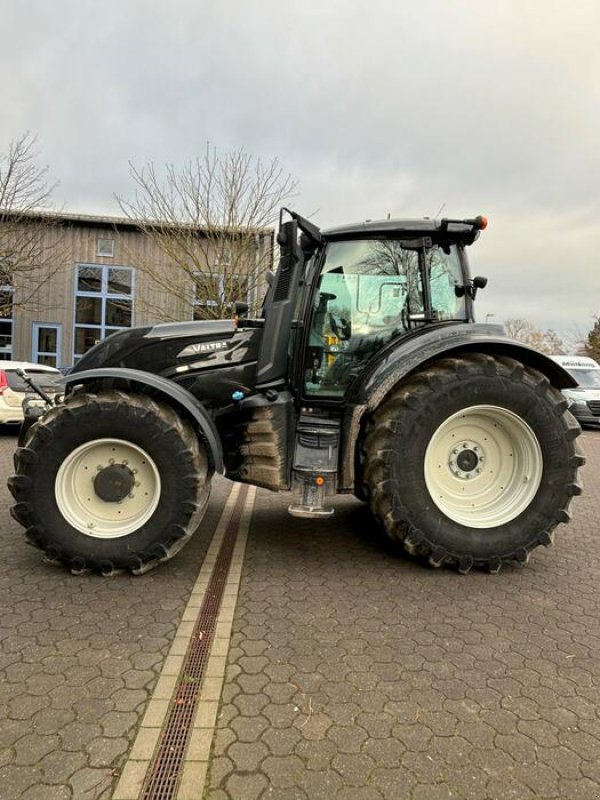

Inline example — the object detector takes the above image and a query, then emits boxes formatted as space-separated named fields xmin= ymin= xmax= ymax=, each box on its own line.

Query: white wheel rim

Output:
xmin=55 ymin=438 xmax=161 ymax=538
xmin=424 ymin=405 xmax=543 ymax=528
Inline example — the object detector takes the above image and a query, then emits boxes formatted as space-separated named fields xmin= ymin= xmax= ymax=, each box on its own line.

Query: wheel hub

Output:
xmin=55 ymin=438 xmax=161 ymax=539
xmin=93 ymin=463 xmax=136 ymax=502
xmin=424 ymin=406 xmax=543 ymax=528
xmin=448 ymin=440 xmax=485 ymax=479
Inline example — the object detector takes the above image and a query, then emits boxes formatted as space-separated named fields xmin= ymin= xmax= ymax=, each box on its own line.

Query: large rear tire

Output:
xmin=362 ymin=354 xmax=585 ymax=573
xmin=9 ymin=391 xmax=211 ymax=575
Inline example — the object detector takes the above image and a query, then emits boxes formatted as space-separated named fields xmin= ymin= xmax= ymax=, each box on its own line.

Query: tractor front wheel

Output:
xmin=9 ymin=391 xmax=211 ymax=575
xmin=363 ymin=354 xmax=584 ymax=573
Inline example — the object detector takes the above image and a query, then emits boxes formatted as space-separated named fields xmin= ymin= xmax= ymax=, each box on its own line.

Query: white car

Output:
xmin=0 ymin=361 xmax=61 ymax=425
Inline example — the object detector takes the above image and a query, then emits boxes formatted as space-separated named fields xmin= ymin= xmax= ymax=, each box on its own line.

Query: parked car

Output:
xmin=551 ymin=355 xmax=600 ymax=428
xmin=0 ymin=361 xmax=61 ymax=425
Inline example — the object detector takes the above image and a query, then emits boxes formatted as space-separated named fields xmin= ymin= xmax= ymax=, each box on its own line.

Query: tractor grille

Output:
xmin=273 ymin=266 xmax=292 ymax=301
xmin=587 ymin=401 xmax=600 ymax=416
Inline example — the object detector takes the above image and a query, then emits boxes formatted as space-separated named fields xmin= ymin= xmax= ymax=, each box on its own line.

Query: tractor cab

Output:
xmin=250 ymin=210 xmax=491 ymax=516
xmin=257 ymin=209 xmax=488 ymax=402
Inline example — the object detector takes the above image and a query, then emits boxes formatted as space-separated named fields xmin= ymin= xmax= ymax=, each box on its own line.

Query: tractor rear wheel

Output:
xmin=362 ymin=353 xmax=584 ymax=573
xmin=9 ymin=391 xmax=210 ymax=575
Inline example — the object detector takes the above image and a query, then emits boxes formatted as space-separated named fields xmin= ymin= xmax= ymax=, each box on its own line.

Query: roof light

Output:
xmin=467 ymin=216 xmax=488 ymax=230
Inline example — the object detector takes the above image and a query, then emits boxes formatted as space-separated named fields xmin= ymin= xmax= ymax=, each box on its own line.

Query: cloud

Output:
xmin=1 ymin=0 xmax=598 ymax=336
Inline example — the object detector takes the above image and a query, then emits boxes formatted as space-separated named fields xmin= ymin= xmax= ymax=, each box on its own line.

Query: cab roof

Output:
xmin=323 ymin=217 xmax=483 ymax=245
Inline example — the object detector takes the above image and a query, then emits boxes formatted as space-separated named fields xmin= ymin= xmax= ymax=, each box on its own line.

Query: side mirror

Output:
xmin=234 ymin=301 xmax=249 ymax=318
xmin=471 ymin=275 xmax=488 ymax=299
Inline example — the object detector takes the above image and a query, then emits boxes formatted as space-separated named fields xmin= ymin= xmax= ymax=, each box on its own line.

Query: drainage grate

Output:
xmin=142 ymin=484 xmax=249 ymax=800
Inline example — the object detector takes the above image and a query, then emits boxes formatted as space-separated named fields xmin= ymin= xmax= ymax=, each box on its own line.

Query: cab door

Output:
xmin=303 ymin=239 xmax=421 ymax=399
xmin=302 ymin=238 xmax=466 ymax=400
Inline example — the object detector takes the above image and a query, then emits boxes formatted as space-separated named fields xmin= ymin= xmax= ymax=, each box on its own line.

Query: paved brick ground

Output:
xmin=0 ymin=429 xmax=229 ymax=800
xmin=1 ymin=428 xmax=600 ymax=799
xmin=208 ymin=430 xmax=600 ymax=800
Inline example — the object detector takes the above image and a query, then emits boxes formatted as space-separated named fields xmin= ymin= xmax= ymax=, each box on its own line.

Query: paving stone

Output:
xmin=227 ymin=741 xmax=269 ymax=771
xmin=327 ymin=723 xmax=368 ymax=753
xmin=412 ymin=784 xmax=455 ymax=800
xmin=223 ymin=772 xmax=268 ymax=800
xmin=262 ymin=754 xmax=307 ymax=788
xmin=331 ymin=752 xmax=376 ymax=786
xmin=232 ymin=691 xmax=269 ymax=717
xmin=0 ymin=764 xmax=43 ymax=800
xmin=37 ymin=750 xmax=87 ymax=784
xmin=109 ymin=688 xmax=148 ymax=712
xmin=69 ymin=766 xmax=115 ymax=797
xmin=0 ymin=718 xmax=30 ymax=748
xmin=230 ymin=714 xmax=269 ymax=742
xmin=22 ymin=784 xmax=72 ymax=800
xmin=14 ymin=733 xmax=60 ymax=766
xmin=87 ymin=735 xmax=129 ymax=767
xmin=558 ymin=776 xmax=600 ymax=800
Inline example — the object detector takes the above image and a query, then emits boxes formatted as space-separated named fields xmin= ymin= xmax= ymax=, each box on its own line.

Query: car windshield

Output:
xmin=566 ymin=368 xmax=600 ymax=389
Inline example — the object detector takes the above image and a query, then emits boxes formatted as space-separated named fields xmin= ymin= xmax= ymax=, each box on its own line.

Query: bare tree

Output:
xmin=581 ymin=316 xmax=600 ymax=362
xmin=503 ymin=318 xmax=566 ymax=354
xmin=562 ymin=323 xmax=589 ymax=356
xmin=117 ymin=145 xmax=298 ymax=322
xmin=0 ymin=132 xmax=66 ymax=316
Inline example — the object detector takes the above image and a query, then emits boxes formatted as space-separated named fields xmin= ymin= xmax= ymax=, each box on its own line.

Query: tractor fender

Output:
xmin=340 ymin=323 xmax=577 ymax=492
xmin=60 ymin=367 xmax=224 ymax=474
xmin=354 ymin=323 xmax=577 ymax=409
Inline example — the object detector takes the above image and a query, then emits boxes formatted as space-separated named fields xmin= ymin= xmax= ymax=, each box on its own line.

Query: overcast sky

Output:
xmin=1 ymin=0 xmax=598 ymax=340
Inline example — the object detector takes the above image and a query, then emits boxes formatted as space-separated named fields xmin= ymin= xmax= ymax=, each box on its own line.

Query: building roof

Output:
xmin=0 ymin=208 xmax=274 ymax=236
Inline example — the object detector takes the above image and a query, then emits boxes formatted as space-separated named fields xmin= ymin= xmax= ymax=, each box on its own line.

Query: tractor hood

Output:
xmin=72 ymin=319 xmax=263 ymax=381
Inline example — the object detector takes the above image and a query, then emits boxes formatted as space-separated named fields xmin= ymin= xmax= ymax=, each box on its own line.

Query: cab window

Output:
xmin=304 ymin=238 xmax=465 ymax=397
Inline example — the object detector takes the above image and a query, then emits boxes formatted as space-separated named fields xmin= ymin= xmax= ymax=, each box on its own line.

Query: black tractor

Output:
xmin=9 ymin=210 xmax=584 ymax=575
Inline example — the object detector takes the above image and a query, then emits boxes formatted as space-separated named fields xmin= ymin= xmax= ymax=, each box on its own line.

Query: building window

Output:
xmin=33 ymin=323 xmax=62 ymax=368
xmin=215 ymin=247 xmax=231 ymax=266
xmin=192 ymin=272 xmax=249 ymax=320
xmin=74 ymin=264 xmax=134 ymax=361
xmin=97 ymin=238 xmax=115 ymax=257
xmin=0 ymin=283 xmax=13 ymax=360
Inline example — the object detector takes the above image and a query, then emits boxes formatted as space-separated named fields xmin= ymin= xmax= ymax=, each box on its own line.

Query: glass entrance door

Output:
xmin=33 ymin=323 xmax=62 ymax=368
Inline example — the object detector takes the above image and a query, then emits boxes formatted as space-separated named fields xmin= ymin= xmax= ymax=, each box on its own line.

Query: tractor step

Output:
xmin=289 ymin=414 xmax=340 ymax=519
xmin=288 ymin=475 xmax=335 ymax=518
